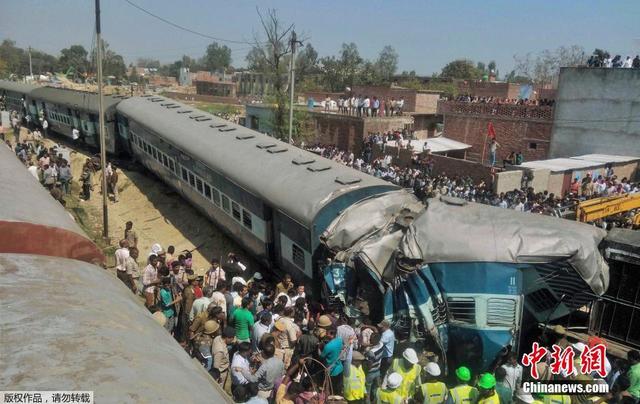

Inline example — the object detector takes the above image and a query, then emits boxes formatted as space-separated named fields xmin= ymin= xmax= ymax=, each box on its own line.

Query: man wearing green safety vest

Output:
xmin=343 ymin=344 xmax=367 ymax=404
xmin=476 ymin=373 xmax=500 ymax=404
xmin=377 ymin=372 xmax=405 ymax=404
xmin=449 ymin=366 xmax=478 ymax=404
xmin=415 ymin=362 xmax=448 ymax=404
xmin=384 ymin=348 xmax=421 ymax=401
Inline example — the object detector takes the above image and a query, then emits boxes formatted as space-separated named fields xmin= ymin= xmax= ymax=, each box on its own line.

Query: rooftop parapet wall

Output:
xmin=438 ymin=101 xmax=555 ymax=122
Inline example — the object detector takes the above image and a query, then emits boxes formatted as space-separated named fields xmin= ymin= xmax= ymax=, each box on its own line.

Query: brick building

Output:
xmin=193 ymin=71 xmax=237 ymax=97
xmin=457 ymin=80 xmax=557 ymax=101
xmin=438 ymin=101 xmax=555 ymax=163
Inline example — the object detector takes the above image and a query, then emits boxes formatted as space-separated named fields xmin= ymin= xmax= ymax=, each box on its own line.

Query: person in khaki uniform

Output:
xmin=194 ymin=320 xmax=219 ymax=371
xmin=213 ymin=326 xmax=236 ymax=394
xmin=177 ymin=274 xmax=196 ymax=344
xmin=190 ymin=304 xmax=224 ymax=341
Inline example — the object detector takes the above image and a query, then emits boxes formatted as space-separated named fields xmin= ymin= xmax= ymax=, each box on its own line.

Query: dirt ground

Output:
xmin=20 ymin=128 xmax=260 ymax=276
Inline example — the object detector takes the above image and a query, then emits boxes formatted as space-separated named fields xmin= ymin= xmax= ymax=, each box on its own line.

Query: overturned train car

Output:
xmin=320 ymin=194 xmax=609 ymax=374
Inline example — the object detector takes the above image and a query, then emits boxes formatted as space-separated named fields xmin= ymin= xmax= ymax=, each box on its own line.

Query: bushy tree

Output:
xmin=440 ymin=59 xmax=481 ymax=79
xmin=59 ymin=45 xmax=89 ymax=76
xmin=202 ymin=42 xmax=232 ymax=72
xmin=375 ymin=45 xmax=398 ymax=82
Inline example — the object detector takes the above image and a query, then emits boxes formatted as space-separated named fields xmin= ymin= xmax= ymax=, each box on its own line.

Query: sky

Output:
xmin=1 ymin=0 xmax=639 ymax=76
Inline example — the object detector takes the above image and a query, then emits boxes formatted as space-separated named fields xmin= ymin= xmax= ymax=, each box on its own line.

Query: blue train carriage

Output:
xmin=0 ymin=80 xmax=38 ymax=118
xmin=321 ymin=195 xmax=610 ymax=374
xmin=115 ymin=95 xmax=398 ymax=285
xmin=29 ymin=86 xmax=124 ymax=153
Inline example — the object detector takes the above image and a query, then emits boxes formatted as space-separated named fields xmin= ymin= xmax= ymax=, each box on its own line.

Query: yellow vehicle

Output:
xmin=576 ymin=193 xmax=640 ymax=225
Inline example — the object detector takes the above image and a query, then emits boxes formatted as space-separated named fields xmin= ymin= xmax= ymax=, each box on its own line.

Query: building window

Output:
xmin=212 ymin=189 xmax=221 ymax=206
xmin=231 ymin=201 xmax=241 ymax=221
xmin=292 ymin=244 xmax=306 ymax=270
xmin=181 ymin=167 xmax=188 ymax=181
xmin=528 ymin=142 xmax=537 ymax=150
xmin=221 ymin=195 xmax=230 ymax=213
xmin=242 ymin=209 xmax=252 ymax=230
xmin=447 ymin=297 xmax=476 ymax=324
xmin=204 ymin=183 xmax=212 ymax=199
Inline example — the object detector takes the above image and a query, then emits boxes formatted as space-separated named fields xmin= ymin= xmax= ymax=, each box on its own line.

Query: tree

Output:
xmin=247 ymin=8 xmax=294 ymax=139
xmin=136 ymin=58 xmax=160 ymax=69
xmin=476 ymin=62 xmax=486 ymax=73
xmin=440 ymin=59 xmax=481 ymax=79
xmin=488 ymin=60 xmax=496 ymax=73
xmin=375 ymin=45 xmax=399 ymax=82
xmin=91 ymin=41 xmax=126 ymax=79
xmin=295 ymin=43 xmax=318 ymax=80
xmin=202 ymin=42 xmax=232 ymax=72
xmin=513 ymin=45 xmax=586 ymax=86
xmin=319 ymin=56 xmax=342 ymax=92
xmin=339 ymin=42 xmax=363 ymax=89
xmin=59 ymin=45 xmax=89 ymax=76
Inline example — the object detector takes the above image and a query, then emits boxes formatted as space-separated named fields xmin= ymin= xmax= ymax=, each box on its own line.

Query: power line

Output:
xmin=123 ymin=0 xmax=258 ymax=45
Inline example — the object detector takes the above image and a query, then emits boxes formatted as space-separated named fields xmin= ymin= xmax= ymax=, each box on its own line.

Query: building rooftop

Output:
xmin=520 ymin=154 xmax=640 ymax=173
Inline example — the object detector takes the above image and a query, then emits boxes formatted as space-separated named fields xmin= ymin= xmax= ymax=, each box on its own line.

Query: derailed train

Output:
xmin=0 ymin=145 xmax=231 ymax=402
xmin=1 ymin=81 xmax=610 ymax=374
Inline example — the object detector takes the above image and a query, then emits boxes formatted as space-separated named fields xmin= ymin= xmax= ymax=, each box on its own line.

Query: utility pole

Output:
xmin=95 ymin=0 xmax=109 ymax=239
xmin=28 ymin=46 xmax=33 ymax=78
xmin=288 ymin=30 xmax=299 ymax=145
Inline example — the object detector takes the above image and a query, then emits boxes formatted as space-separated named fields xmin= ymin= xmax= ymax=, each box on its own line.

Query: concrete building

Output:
xmin=550 ymin=67 xmax=640 ymax=158
xmin=237 ymin=72 xmax=274 ymax=97
xmin=438 ymin=100 xmax=555 ymax=163
xmin=193 ymin=71 xmax=237 ymax=97
xmin=178 ymin=67 xmax=191 ymax=86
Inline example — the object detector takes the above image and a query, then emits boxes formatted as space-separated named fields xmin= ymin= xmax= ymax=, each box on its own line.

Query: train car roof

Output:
xmin=0 ymin=254 xmax=231 ymax=403
xmin=117 ymin=96 xmax=398 ymax=227
xmin=400 ymin=196 xmax=610 ymax=295
xmin=0 ymin=79 xmax=39 ymax=94
xmin=30 ymin=86 xmax=122 ymax=113
xmin=0 ymin=145 xmax=103 ymax=264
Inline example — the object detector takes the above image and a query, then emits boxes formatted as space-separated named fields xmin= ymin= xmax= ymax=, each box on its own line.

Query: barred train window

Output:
xmin=242 ymin=209 xmax=252 ymax=230
xmin=196 ymin=177 xmax=204 ymax=194
xmin=212 ymin=189 xmax=221 ymax=206
xmin=181 ymin=167 xmax=188 ymax=181
xmin=292 ymin=244 xmax=305 ymax=269
xmin=221 ymin=195 xmax=230 ymax=213
xmin=231 ymin=201 xmax=241 ymax=221
xmin=204 ymin=183 xmax=211 ymax=199
xmin=188 ymin=172 xmax=195 ymax=187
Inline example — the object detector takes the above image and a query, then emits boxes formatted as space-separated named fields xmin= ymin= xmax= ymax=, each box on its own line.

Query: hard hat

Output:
xmin=387 ymin=372 xmax=403 ymax=389
xmin=572 ymin=342 xmax=587 ymax=353
xmin=424 ymin=362 xmax=441 ymax=377
xmin=317 ymin=315 xmax=332 ymax=328
xmin=456 ymin=366 xmax=471 ymax=382
xmin=352 ymin=351 xmax=365 ymax=361
xmin=403 ymin=348 xmax=419 ymax=365
xmin=203 ymin=320 xmax=220 ymax=335
xmin=477 ymin=373 xmax=496 ymax=389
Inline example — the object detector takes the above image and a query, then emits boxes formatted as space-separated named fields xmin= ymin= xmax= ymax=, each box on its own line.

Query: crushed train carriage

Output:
xmin=320 ymin=194 xmax=610 ymax=374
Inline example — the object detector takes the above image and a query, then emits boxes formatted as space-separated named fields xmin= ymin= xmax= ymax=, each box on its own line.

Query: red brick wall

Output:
xmin=439 ymin=101 xmax=554 ymax=163
xmin=426 ymin=153 xmax=495 ymax=185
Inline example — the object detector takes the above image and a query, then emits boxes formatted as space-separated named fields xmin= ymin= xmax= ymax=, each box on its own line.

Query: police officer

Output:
xmin=477 ymin=373 xmax=499 ymax=404
xmin=449 ymin=366 xmax=478 ymax=404
xmin=416 ymin=362 xmax=448 ymax=404
xmin=377 ymin=372 xmax=405 ymax=404
xmin=194 ymin=320 xmax=219 ymax=371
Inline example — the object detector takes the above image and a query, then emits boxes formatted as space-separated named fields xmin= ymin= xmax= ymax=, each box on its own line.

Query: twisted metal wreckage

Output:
xmin=319 ymin=192 xmax=610 ymax=374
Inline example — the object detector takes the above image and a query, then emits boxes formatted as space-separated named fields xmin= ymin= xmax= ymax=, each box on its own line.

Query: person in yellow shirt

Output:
xmin=476 ymin=373 xmax=499 ymax=404
xmin=385 ymin=348 xmax=421 ymax=401
xmin=343 ymin=347 xmax=367 ymax=403
xmin=377 ymin=372 xmax=405 ymax=404
xmin=415 ymin=362 xmax=448 ymax=404
xmin=449 ymin=366 xmax=478 ymax=404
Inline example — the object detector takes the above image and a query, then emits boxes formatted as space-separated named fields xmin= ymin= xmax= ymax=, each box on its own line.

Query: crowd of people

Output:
xmin=305 ymin=141 xmax=640 ymax=230
xmin=452 ymin=95 xmax=556 ymax=107
xmin=317 ymin=94 xmax=406 ymax=117
xmin=587 ymin=51 xmax=640 ymax=69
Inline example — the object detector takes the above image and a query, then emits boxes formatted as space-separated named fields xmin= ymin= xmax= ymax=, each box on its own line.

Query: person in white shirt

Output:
xmin=252 ymin=312 xmax=273 ymax=352
xmin=205 ymin=258 xmax=225 ymax=289
xmin=72 ymin=127 xmax=80 ymax=140
xmin=514 ymin=200 xmax=525 ymax=212
xmin=500 ymin=353 xmax=523 ymax=394
xmin=623 ymin=56 xmax=632 ymax=68
xmin=231 ymin=342 xmax=252 ymax=386
xmin=115 ymin=240 xmax=130 ymax=272
xmin=190 ymin=287 xmax=213 ymax=321
xmin=27 ymin=162 xmax=39 ymax=180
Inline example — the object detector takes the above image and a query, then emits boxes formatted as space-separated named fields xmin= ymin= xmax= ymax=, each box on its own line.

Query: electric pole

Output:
xmin=288 ymin=31 xmax=300 ymax=145
xmin=28 ymin=46 xmax=33 ymax=78
xmin=95 ymin=0 xmax=109 ymax=239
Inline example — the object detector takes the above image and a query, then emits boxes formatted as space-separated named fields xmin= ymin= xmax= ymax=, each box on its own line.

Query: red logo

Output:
xmin=521 ymin=343 xmax=608 ymax=379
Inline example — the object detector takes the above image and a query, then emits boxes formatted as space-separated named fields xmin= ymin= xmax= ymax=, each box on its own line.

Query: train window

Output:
xmin=221 ymin=195 xmax=230 ymax=213
xmin=196 ymin=177 xmax=204 ymax=194
xmin=292 ymin=244 xmax=306 ymax=270
xmin=181 ymin=167 xmax=188 ymax=181
xmin=169 ymin=160 xmax=176 ymax=173
xmin=162 ymin=155 xmax=169 ymax=167
xmin=487 ymin=298 xmax=517 ymax=327
xmin=231 ymin=201 xmax=241 ymax=221
xmin=188 ymin=172 xmax=195 ymax=187
xmin=212 ymin=189 xmax=221 ymax=206
xmin=242 ymin=209 xmax=252 ymax=230
xmin=204 ymin=183 xmax=211 ymax=199
xmin=152 ymin=148 xmax=158 ymax=160
xmin=447 ymin=297 xmax=476 ymax=324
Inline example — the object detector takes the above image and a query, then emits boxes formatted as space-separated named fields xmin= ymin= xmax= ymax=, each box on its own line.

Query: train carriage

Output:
xmin=116 ymin=96 xmax=397 ymax=284
xmin=0 ymin=80 xmax=38 ymax=118
xmin=29 ymin=86 xmax=123 ymax=153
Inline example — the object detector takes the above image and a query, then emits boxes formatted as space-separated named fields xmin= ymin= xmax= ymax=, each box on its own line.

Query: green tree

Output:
xmin=513 ymin=45 xmax=586 ymax=85
xmin=319 ymin=56 xmax=342 ymax=92
xmin=488 ymin=60 xmax=496 ymax=73
xmin=440 ymin=59 xmax=481 ymax=79
xmin=0 ymin=40 xmax=26 ymax=77
xmin=375 ymin=45 xmax=399 ymax=82
xmin=202 ymin=42 xmax=232 ymax=72
xmin=91 ymin=41 xmax=126 ymax=79
xmin=59 ymin=44 xmax=89 ymax=76
xmin=295 ymin=43 xmax=318 ymax=80
xmin=339 ymin=42 xmax=363 ymax=89
xmin=476 ymin=61 xmax=486 ymax=73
